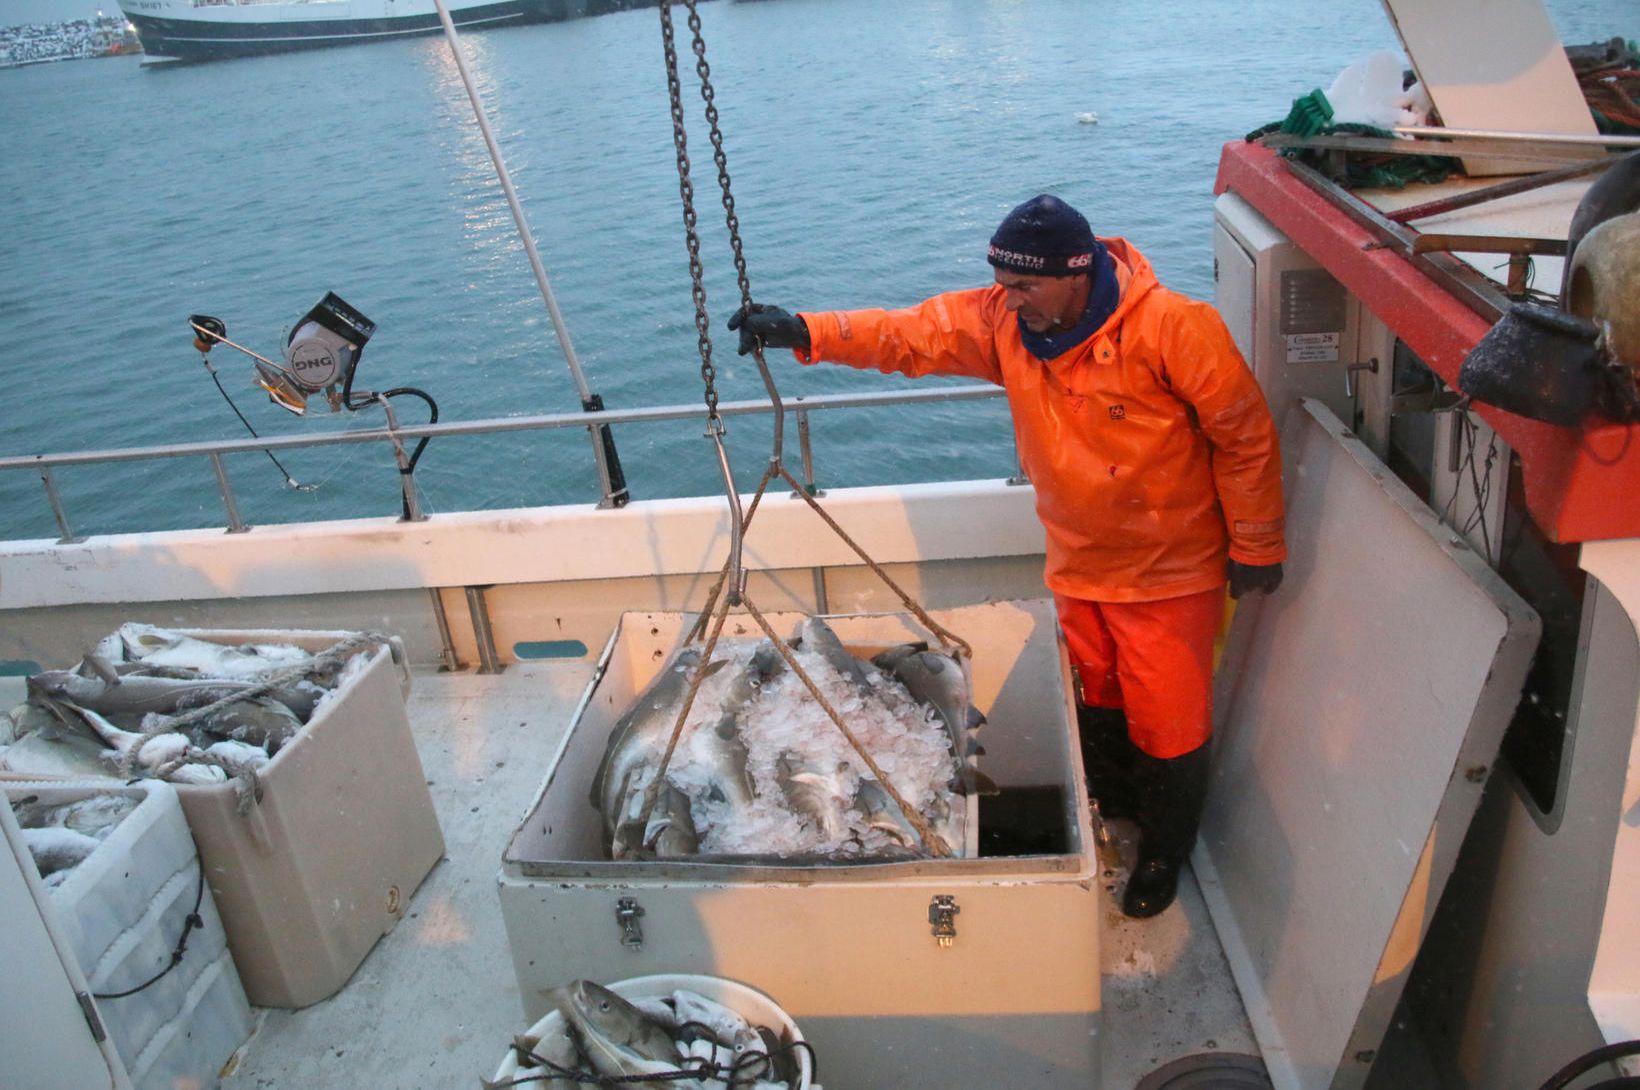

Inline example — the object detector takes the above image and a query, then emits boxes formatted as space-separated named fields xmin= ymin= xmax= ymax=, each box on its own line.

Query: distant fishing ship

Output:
xmin=118 ymin=0 xmax=660 ymax=62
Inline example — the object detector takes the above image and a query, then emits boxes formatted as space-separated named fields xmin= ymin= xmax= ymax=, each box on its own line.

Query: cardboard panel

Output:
xmin=1195 ymin=400 xmax=1539 ymax=1090
xmin=1381 ymin=0 xmax=1600 ymax=175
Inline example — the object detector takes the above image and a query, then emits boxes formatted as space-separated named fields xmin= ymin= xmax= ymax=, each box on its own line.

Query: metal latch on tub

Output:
xmin=616 ymin=897 xmax=645 ymax=948
xmin=929 ymin=894 xmax=960 ymax=948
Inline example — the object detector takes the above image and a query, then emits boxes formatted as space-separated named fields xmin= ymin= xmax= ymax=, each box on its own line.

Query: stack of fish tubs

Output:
xmin=500 ymin=600 xmax=1102 ymax=1090
xmin=3 ymin=779 xmax=253 ymax=1090
xmin=4 ymin=627 xmax=446 ymax=1009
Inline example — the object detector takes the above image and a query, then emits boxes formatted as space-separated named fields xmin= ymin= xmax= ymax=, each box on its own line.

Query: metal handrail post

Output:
xmin=793 ymin=403 xmax=820 ymax=498
xmin=40 ymin=466 xmax=83 ymax=544
xmin=464 ymin=585 xmax=502 ymax=674
xmin=209 ymin=452 xmax=249 ymax=533
xmin=790 ymin=402 xmax=827 ymax=610
xmin=376 ymin=397 xmax=426 ymax=522
xmin=428 ymin=587 xmax=463 ymax=672
xmin=430 ymin=0 xmax=627 ymax=509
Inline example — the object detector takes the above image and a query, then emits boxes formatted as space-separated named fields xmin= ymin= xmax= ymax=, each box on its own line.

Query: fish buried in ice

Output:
xmin=492 ymin=980 xmax=803 ymax=1089
xmin=590 ymin=616 xmax=987 ymax=860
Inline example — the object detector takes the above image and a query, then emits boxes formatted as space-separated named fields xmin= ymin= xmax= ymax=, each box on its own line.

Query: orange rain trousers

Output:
xmin=796 ymin=237 xmax=1285 ymax=603
xmin=1055 ymin=587 xmax=1224 ymax=759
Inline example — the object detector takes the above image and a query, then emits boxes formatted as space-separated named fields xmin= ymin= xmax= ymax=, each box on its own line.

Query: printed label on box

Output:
xmin=1287 ymin=332 xmax=1340 ymax=363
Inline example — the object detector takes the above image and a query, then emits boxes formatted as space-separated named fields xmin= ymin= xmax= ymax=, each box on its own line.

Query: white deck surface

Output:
xmin=219 ymin=663 xmax=594 ymax=1090
xmin=216 ymin=663 xmax=1258 ymax=1089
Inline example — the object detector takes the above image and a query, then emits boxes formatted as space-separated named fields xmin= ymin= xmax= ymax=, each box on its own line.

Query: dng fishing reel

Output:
xmin=191 ymin=292 xmax=376 ymax=416
xmin=187 ymin=293 xmax=437 ymax=511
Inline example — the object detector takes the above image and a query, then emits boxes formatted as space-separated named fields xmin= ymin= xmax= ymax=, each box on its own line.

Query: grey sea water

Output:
xmin=0 ymin=0 xmax=1630 ymax=538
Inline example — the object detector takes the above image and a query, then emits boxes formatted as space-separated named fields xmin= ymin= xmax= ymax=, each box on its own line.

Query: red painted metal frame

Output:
xmin=1216 ymin=140 xmax=1638 ymax=544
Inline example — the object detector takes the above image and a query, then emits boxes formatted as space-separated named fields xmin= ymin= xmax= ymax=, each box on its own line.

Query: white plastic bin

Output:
xmin=166 ymin=630 xmax=443 ymax=1008
xmin=5 ymin=779 xmax=253 ymax=1090
xmin=500 ymin=600 xmax=1101 ymax=1090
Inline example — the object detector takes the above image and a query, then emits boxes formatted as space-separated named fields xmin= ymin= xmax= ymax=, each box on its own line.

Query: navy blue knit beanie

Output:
xmin=987 ymin=194 xmax=1099 ymax=277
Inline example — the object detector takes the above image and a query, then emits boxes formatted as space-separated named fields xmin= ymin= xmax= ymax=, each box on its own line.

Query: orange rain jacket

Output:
xmin=794 ymin=238 xmax=1285 ymax=603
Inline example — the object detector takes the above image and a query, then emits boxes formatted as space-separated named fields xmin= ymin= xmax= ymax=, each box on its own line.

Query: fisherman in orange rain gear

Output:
xmin=729 ymin=194 xmax=1286 ymax=918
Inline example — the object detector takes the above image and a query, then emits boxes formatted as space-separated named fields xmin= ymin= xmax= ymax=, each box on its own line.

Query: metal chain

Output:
xmin=684 ymin=0 xmax=752 ymax=312
xmin=680 ymin=0 xmax=785 ymax=467
xmin=659 ymin=1 xmax=720 ymax=426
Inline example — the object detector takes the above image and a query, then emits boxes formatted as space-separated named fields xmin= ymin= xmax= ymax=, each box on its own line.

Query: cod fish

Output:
xmin=553 ymin=980 xmax=686 ymax=1082
xmin=28 ymin=667 xmax=258 ymax=721
xmin=756 ymin=1024 xmax=801 ymax=1088
xmin=644 ymin=784 xmax=700 ymax=858
xmin=792 ymin=615 xmax=876 ymax=695
xmin=52 ymin=699 xmax=226 ymax=785
xmin=497 ymin=1022 xmax=582 ymax=1086
xmin=12 ymin=794 xmax=138 ymax=840
xmin=669 ymin=989 xmax=765 ymax=1069
xmin=648 ymin=990 xmax=795 ymax=1088
xmin=22 ymin=825 xmax=102 ymax=879
xmin=591 ymin=647 xmax=704 ymax=855
xmin=0 ymin=721 xmax=113 ymax=780
xmin=696 ymin=642 xmax=786 ymax=811
xmin=180 ymin=695 xmax=304 ymax=753
xmin=776 ymin=753 xmax=851 ymax=840
xmin=204 ymin=739 xmax=273 ymax=776
xmin=852 ymin=776 xmax=919 ymax=849
xmin=874 ymin=645 xmax=996 ymax=796
xmin=30 ymin=659 xmax=320 ymax=726
xmin=98 ymin=623 xmax=312 ymax=680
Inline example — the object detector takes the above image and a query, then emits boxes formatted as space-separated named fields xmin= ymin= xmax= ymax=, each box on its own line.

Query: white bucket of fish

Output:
xmin=489 ymin=974 xmax=815 ymax=1089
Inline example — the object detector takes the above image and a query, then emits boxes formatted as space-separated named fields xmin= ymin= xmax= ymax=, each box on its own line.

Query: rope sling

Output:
xmin=636 ymin=0 xmax=975 ymax=859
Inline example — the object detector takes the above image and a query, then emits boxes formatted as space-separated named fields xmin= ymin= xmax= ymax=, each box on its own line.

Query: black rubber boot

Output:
xmin=1122 ymin=743 xmax=1211 ymax=919
xmin=1076 ymin=704 xmax=1141 ymax=820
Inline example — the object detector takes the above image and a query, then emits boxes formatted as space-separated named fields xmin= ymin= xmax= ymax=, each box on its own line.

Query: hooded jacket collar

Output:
xmin=1018 ymin=237 xmax=1158 ymax=361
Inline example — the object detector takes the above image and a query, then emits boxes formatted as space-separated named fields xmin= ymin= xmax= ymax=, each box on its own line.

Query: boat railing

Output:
xmin=0 ymin=384 xmax=1014 ymax=543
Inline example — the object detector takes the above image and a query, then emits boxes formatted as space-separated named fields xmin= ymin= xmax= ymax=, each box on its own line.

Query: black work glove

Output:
xmin=727 ymin=303 xmax=810 ymax=357
xmin=1227 ymin=559 xmax=1284 ymax=599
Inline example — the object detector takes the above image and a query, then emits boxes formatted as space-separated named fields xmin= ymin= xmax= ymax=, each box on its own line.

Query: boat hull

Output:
xmin=120 ymin=0 xmax=653 ymax=62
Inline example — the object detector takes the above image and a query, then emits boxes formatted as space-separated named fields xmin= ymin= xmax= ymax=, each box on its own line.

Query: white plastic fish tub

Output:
xmin=499 ymin=599 xmax=1101 ymax=1090
xmin=491 ymin=973 xmax=815 ymax=1088
xmin=164 ymin=629 xmax=444 ymax=1009
xmin=3 ymin=778 xmax=253 ymax=1090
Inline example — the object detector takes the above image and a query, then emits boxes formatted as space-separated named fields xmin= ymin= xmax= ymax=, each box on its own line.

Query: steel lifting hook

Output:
xmin=707 ymin=416 xmax=747 ymax=604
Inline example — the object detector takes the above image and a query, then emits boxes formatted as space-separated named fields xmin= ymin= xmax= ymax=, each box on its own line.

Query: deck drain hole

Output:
xmin=1134 ymin=1053 xmax=1273 ymax=1090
